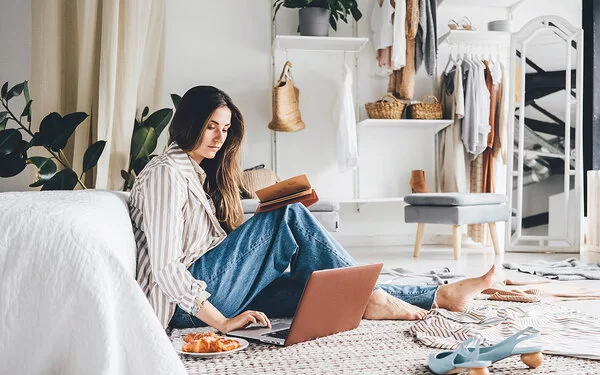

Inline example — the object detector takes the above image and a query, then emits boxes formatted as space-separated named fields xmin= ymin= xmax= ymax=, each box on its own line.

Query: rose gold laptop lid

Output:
xmin=284 ymin=263 xmax=383 ymax=346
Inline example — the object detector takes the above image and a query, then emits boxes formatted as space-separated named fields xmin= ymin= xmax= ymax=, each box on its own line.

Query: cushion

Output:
xmin=241 ymin=199 xmax=340 ymax=213
xmin=404 ymin=204 xmax=510 ymax=225
xmin=403 ymin=193 xmax=507 ymax=206
xmin=240 ymin=167 xmax=280 ymax=199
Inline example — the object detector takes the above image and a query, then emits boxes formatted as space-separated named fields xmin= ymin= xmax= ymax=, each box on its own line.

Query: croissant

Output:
xmin=181 ymin=332 xmax=241 ymax=353
xmin=183 ymin=331 xmax=218 ymax=343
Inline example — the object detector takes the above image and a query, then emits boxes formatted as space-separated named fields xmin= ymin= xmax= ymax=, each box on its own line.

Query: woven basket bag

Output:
xmin=407 ymin=95 xmax=443 ymax=120
xmin=365 ymin=93 xmax=406 ymax=119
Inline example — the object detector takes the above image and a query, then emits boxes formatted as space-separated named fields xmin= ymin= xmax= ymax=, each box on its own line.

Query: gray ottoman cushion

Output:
xmin=404 ymin=193 xmax=507 ymax=206
xmin=405 ymin=204 xmax=510 ymax=225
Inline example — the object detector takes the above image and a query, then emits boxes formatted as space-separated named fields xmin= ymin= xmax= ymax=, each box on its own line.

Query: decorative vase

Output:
xmin=299 ymin=7 xmax=330 ymax=36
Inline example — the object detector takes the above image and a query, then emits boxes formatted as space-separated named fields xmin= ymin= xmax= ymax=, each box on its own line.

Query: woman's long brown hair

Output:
xmin=169 ymin=86 xmax=244 ymax=233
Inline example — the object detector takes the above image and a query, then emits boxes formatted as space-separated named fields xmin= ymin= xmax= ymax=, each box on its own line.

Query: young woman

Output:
xmin=128 ymin=86 xmax=496 ymax=333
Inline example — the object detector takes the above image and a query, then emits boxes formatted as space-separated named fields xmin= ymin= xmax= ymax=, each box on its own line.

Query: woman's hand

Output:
xmin=219 ymin=310 xmax=271 ymax=334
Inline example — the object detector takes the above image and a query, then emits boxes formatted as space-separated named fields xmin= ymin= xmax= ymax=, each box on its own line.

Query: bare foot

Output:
xmin=435 ymin=264 xmax=497 ymax=312
xmin=363 ymin=289 xmax=428 ymax=320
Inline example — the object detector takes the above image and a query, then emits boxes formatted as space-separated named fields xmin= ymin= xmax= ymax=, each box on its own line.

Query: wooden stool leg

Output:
xmin=414 ymin=223 xmax=425 ymax=257
xmin=488 ymin=222 xmax=500 ymax=255
xmin=452 ymin=225 xmax=462 ymax=260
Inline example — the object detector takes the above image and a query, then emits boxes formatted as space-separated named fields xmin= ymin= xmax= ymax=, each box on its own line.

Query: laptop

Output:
xmin=227 ymin=263 xmax=383 ymax=346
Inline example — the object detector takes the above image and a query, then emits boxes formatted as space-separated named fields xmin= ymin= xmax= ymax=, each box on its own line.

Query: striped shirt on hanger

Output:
xmin=128 ymin=142 xmax=227 ymax=329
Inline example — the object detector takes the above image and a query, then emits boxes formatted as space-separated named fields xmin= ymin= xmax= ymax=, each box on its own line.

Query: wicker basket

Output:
xmin=365 ymin=93 xmax=406 ymax=119
xmin=407 ymin=95 xmax=443 ymax=120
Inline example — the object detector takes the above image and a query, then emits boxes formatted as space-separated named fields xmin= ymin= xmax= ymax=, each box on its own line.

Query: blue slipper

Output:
xmin=470 ymin=327 xmax=543 ymax=368
xmin=428 ymin=336 xmax=491 ymax=375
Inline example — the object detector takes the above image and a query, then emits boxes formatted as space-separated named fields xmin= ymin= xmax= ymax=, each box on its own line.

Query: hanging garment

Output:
xmin=415 ymin=0 xmax=437 ymax=76
xmin=494 ymin=61 xmax=509 ymax=163
xmin=388 ymin=39 xmax=416 ymax=99
xmin=371 ymin=0 xmax=394 ymax=72
xmin=391 ymin=0 xmax=406 ymax=69
xmin=388 ymin=0 xmax=418 ymax=99
xmin=481 ymin=60 xmax=497 ymax=193
xmin=468 ymin=154 xmax=487 ymax=244
xmin=335 ymin=64 xmax=358 ymax=172
xmin=438 ymin=64 xmax=467 ymax=193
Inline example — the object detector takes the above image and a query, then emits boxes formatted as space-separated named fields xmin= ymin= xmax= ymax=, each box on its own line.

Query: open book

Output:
xmin=254 ymin=174 xmax=319 ymax=213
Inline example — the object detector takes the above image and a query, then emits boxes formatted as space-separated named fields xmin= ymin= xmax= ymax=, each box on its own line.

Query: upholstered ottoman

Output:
xmin=404 ymin=193 xmax=509 ymax=260
xmin=242 ymin=199 xmax=340 ymax=232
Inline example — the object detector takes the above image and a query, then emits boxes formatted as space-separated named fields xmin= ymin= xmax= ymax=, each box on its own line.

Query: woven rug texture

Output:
xmin=170 ymin=301 xmax=600 ymax=374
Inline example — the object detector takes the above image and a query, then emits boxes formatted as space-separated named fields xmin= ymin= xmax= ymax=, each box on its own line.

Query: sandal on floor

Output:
xmin=471 ymin=327 xmax=544 ymax=368
xmin=428 ymin=336 xmax=491 ymax=375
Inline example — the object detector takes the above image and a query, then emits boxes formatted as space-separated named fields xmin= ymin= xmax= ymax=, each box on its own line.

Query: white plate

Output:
xmin=172 ymin=336 xmax=249 ymax=358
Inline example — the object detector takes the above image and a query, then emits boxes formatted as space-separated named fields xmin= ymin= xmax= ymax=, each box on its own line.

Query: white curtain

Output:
xmin=31 ymin=0 xmax=165 ymax=189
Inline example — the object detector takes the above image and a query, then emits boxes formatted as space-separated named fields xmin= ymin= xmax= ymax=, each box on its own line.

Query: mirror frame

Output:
xmin=506 ymin=16 xmax=584 ymax=252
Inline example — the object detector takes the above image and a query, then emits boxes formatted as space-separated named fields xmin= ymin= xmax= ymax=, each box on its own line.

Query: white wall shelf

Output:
xmin=358 ymin=119 xmax=453 ymax=133
xmin=438 ymin=30 xmax=511 ymax=46
xmin=438 ymin=0 xmax=523 ymax=8
xmin=273 ymin=35 xmax=368 ymax=53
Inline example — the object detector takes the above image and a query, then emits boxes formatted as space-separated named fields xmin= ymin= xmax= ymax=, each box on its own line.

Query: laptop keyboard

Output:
xmin=263 ymin=328 xmax=290 ymax=340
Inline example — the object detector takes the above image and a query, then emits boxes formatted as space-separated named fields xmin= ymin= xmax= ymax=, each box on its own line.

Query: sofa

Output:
xmin=0 ymin=189 xmax=339 ymax=374
xmin=242 ymin=198 xmax=340 ymax=232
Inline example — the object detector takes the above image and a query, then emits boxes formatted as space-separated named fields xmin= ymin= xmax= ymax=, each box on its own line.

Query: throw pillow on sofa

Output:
xmin=240 ymin=165 xmax=280 ymax=199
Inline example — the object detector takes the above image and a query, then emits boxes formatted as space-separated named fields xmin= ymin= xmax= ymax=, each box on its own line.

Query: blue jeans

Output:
xmin=169 ymin=204 xmax=438 ymax=328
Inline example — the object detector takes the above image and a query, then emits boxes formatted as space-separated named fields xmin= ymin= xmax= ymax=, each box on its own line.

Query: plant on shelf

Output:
xmin=273 ymin=0 xmax=362 ymax=36
xmin=0 ymin=80 xmax=106 ymax=190
xmin=121 ymin=94 xmax=181 ymax=191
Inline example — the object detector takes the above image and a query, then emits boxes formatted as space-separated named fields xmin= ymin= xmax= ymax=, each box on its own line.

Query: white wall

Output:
xmin=0 ymin=0 xmax=34 ymax=192
xmin=1 ymin=0 xmax=582 ymax=247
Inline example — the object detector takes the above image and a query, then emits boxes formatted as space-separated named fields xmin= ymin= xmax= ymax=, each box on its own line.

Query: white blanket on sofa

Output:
xmin=0 ymin=190 xmax=186 ymax=374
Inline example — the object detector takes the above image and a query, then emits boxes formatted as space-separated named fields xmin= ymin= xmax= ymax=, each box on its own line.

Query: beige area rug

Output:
xmin=169 ymin=301 xmax=600 ymax=375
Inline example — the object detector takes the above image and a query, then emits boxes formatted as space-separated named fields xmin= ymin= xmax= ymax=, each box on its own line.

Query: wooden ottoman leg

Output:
xmin=452 ymin=225 xmax=462 ymax=260
xmin=488 ymin=222 xmax=500 ymax=255
xmin=414 ymin=223 xmax=425 ymax=257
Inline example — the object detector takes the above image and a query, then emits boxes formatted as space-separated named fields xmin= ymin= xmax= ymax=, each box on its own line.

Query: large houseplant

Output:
xmin=273 ymin=0 xmax=362 ymax=36
xmin=0 ymin=80 xmax=105 ymax=190
xmin=121 ymin=94 xmax=181 ymax=191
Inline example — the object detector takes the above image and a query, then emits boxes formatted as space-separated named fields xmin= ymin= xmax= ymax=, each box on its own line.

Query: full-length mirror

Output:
xmin=507 ymin=16 xmax=584 ymax=252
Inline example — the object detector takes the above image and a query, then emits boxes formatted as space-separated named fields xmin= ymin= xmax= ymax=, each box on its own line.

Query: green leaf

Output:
xmin=130 ymin=126 xmax=157 ymax=163
xmin=121 ymin=169 xmax=131 ymax=181
xmin=33 ymin=112 xmax=62 ymax=147
xmin=144 ymin=108 xmax=173 ymax=138
xmin=0 ymin=143 xmax=27 ymax=177
xmin=329 ymin=15 xmax=337 ymax=30
xmin=0 ymin=129 xmax=23 ymax=156
xmin=350 ymin=6 xmax=361 ymax=21
xmin=51 ymin=112 xmax=88 ymax=151
xmin=41 ymin=168 xmax=78 ymax=190
xmin=21 ymin=99 xmax=33 ymax=118
xmin=27 ymin=156 xmax=57 ymax=187
xmin=141 ymin=106 xmax=149 ymax=121
xmin=1 ymin=82 xmax=8 ymax=100
xmin=171 ymin=94 xmax=182 ymax=109
xmin=82 ymin=140 xmax=106 ymax=173
xmin=0 ymin=118 xmax=7 ymax=131
xmin=132 ymin=156 xmax=150 ymax=175
xmin=23 ymin=81 xmax=30 ymax=102
xmin=0 ymin=111 xmax=7 ymax=122
xmin=6 ymin=82 xmax=25 ymax=101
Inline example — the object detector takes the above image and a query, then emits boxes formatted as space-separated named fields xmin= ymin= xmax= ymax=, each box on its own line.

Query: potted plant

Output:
xmin=273 ymin=0 xmax=362 ymax=37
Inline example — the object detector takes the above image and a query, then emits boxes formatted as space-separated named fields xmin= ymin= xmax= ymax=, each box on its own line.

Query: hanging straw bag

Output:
xmin=407 ymin=95 xmax=443 ymax=120
xmin=365 ymin=93 xmax=406 ymax=119
xmin=269 ymin=61 xmax=306 ymax=132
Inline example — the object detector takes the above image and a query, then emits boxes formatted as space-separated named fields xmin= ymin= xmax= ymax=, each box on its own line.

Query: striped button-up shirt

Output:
xmin=128 ymin=142 xmax=227 ymax=329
